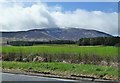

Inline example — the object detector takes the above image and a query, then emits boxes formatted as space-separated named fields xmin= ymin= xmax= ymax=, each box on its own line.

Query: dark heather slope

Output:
xmin=1 ymin=28 xmax=112 ymax=41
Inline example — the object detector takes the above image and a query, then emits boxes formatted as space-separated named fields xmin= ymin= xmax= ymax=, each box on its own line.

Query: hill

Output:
xmin=1 ymin=28 xmax=112 ymax=41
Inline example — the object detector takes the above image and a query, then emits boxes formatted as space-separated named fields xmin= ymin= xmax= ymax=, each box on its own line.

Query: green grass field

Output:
xmin=2 ymin=45 xmax=119 ymax=66
xmin=1 ymin=45 xmax=119 ymax=80
xmin=2 ymin=45 xmax=118 ymax=58
xmin=2 ymin=61 xmax=118 ymax=79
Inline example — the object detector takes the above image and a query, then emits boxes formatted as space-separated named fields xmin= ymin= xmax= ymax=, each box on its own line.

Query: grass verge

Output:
xmin=2 ymin=61 xmax=119 ymax=80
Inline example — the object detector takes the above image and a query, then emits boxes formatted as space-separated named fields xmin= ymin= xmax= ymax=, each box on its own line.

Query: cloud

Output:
xmin=0 ymin=2 xmax=118 ymax=35
xmin=52 ymin=9 xmax=118 ymax=35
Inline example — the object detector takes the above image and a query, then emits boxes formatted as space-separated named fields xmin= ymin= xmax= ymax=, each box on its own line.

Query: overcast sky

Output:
xmin=0 ymin=0 xmax=118 ymax=35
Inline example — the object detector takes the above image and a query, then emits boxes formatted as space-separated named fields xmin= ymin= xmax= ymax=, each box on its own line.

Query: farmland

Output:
xmin=2 ymin=45 xmax=119 ymax=65
xmin=2 ymin=45 xmax=118 ymax=57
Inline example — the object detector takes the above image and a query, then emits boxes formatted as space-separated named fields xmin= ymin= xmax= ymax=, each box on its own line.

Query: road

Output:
xmin=1 ymin=73 xmax=118 ymax=83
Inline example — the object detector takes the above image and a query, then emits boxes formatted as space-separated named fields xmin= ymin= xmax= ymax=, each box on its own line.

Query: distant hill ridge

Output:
xmin=1 ymin=28 xmax=112 ymax=41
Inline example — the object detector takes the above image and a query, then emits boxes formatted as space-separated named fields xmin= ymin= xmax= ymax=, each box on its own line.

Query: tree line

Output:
xmin=7 ymin=40 xmax=76 ymax=46
xmin=7 ymin=36 xmax=120 ymax=46
xmin=78 ymin=36 xmax=120 ymax=46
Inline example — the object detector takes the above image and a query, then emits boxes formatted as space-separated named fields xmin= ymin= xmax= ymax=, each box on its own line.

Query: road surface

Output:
xmin=1 ymin=73 xmax=117 ymax=83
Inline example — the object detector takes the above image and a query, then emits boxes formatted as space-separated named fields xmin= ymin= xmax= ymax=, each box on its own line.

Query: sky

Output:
xmin=0 ymin=0 xmax=118 ymax=35
xmin=47 ymin=2 xmax=118 ymax=12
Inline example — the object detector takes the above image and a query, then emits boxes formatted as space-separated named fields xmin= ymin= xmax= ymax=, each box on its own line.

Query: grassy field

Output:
xmin=2 ymin=45 xmax=118 ymax=57
xmin=2 ymin=45 xmax=119 ymax=66
xmin=2 ymin=61 xmax=118 ymax=80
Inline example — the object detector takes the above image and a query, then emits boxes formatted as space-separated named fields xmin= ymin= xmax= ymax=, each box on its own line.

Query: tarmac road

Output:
xmin=1 ymin=73 xmax=118 ymax=83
